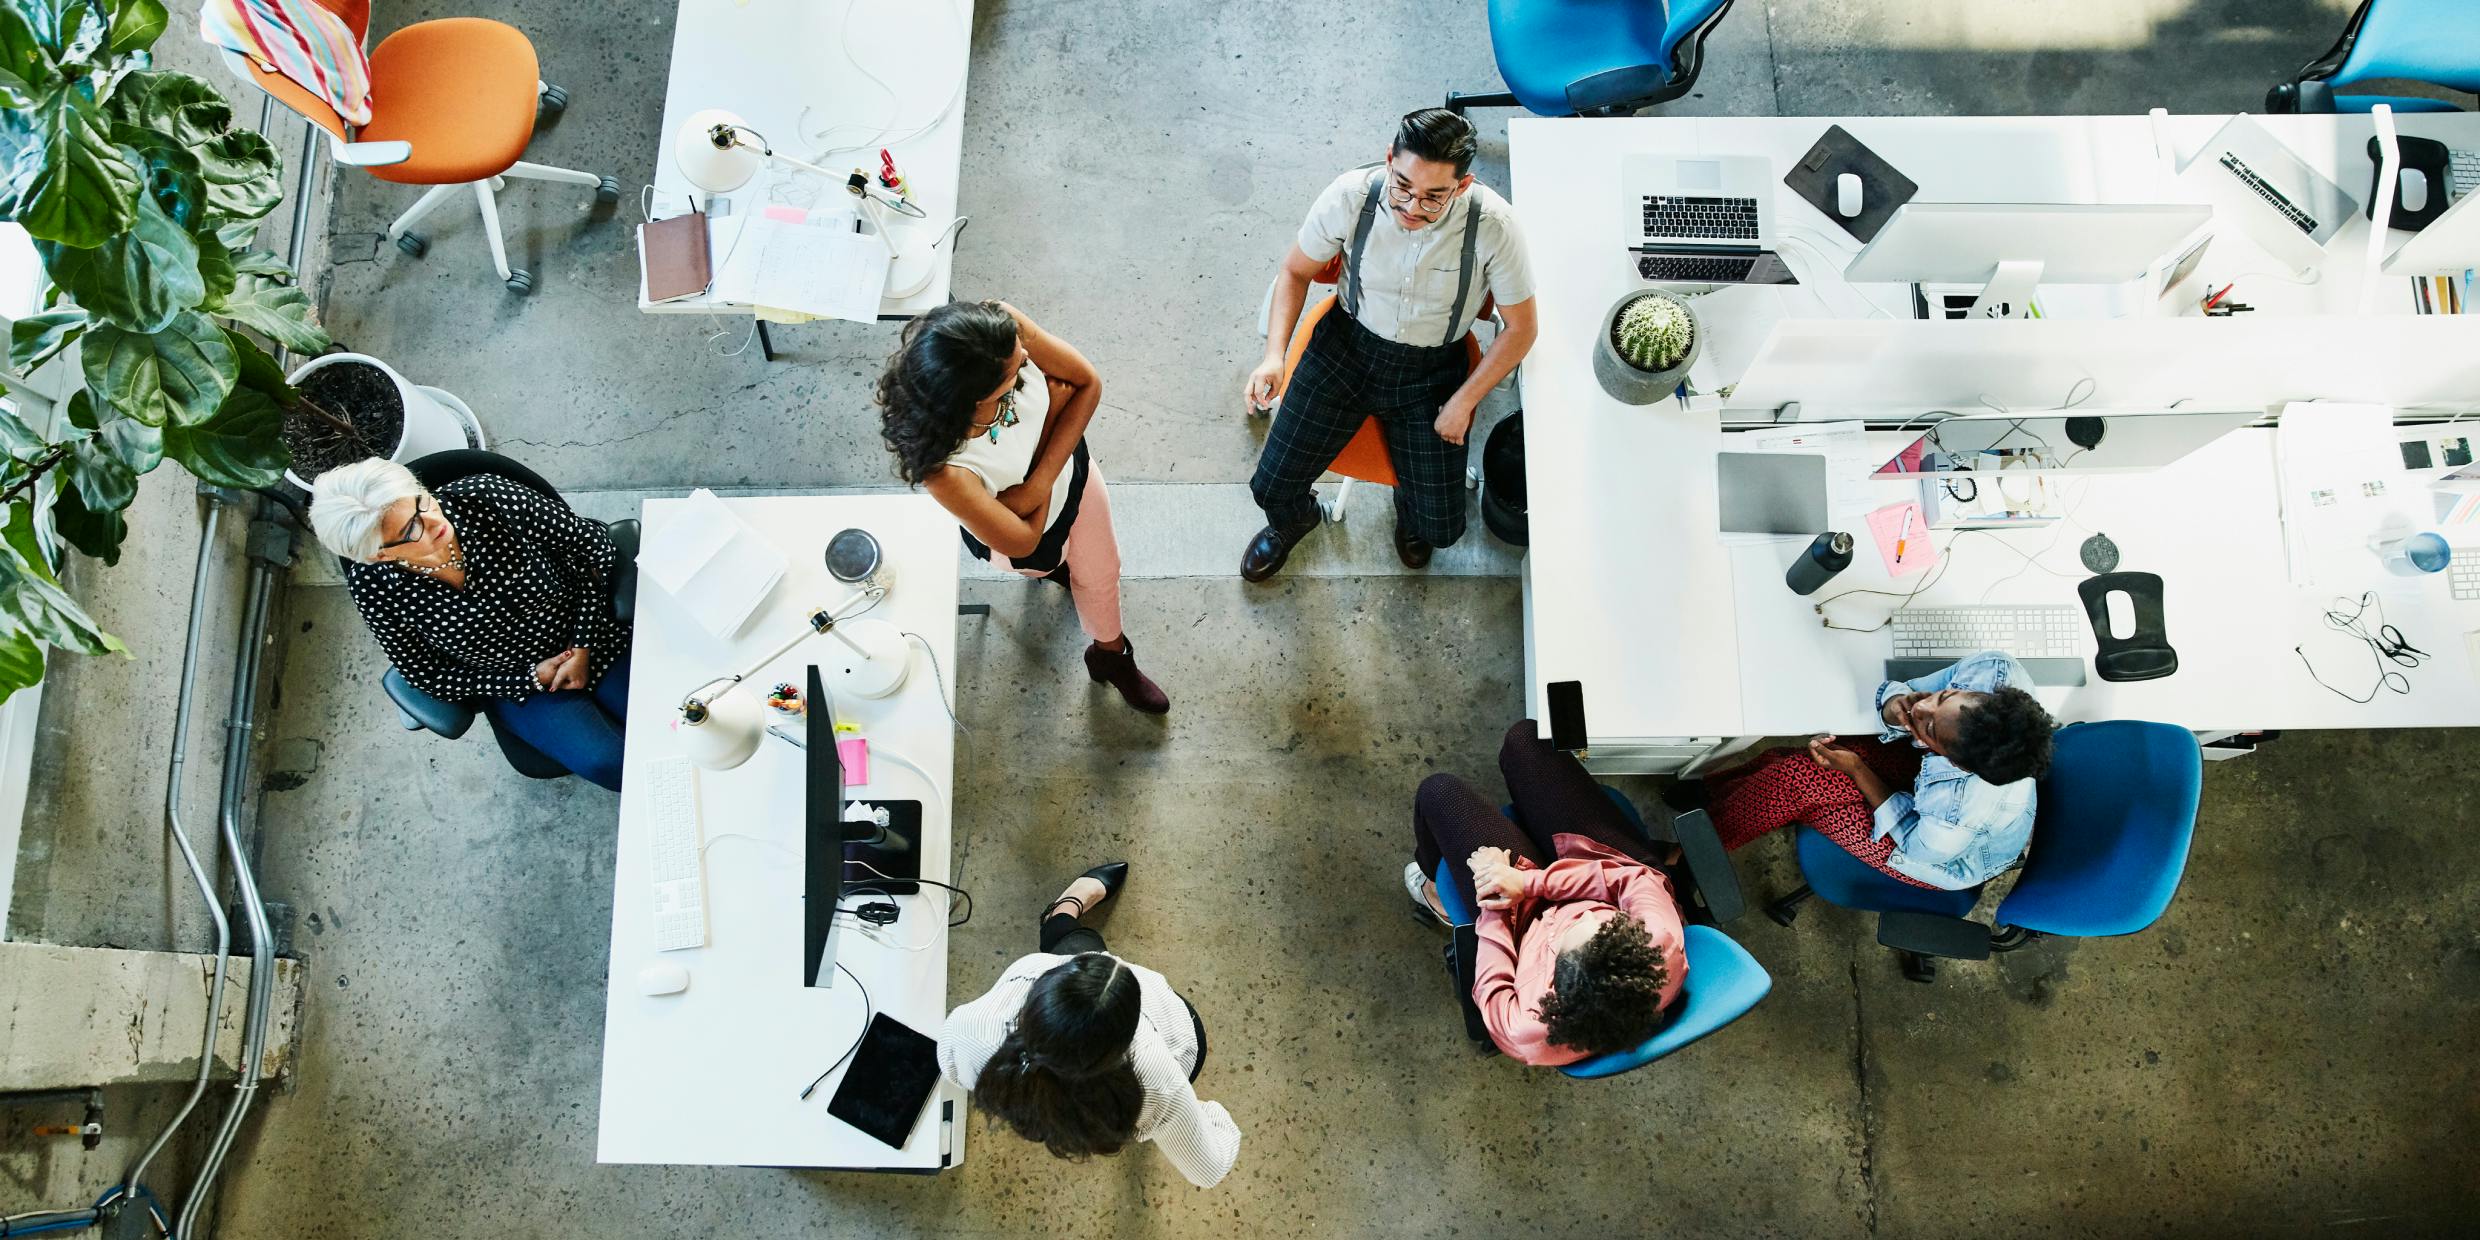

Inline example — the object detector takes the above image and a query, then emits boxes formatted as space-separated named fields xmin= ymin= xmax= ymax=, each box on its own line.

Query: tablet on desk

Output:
xmin=827 ymin=1013 xmax=941 ymax=1149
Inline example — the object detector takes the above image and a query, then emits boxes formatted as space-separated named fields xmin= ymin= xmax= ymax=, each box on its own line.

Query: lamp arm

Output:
xmin=678 ymin=585 xmax=886 ymax=715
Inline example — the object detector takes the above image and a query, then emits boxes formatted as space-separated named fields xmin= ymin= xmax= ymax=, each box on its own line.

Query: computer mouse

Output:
xmin=637 ymin=960 xmax=690 ymax=997
xmin=2401 ymin=167 xmax=2431 ymax=215
xmin=1836 ymin=172 xmax=1864 ymax=218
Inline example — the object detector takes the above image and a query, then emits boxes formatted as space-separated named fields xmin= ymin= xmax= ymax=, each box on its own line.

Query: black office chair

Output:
xmin=353 ymin=450 xmax=640 ymax=780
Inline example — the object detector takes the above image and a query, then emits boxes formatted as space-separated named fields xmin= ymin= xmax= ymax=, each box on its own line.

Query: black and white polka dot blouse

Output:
xmin=345 ymin=473 xmax=631 ymax=703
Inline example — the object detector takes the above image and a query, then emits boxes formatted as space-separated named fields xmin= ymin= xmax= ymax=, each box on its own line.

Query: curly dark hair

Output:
xmin=1946 ymin=685 xmax=2057 ymax=785
xmin=1536 ymin=914 xmax=1671 ymax=1055
xmin=876 ymin=300 xmax=1020 ymax=485
xmin=970 ymin=953 xmax=1144 ymax=1161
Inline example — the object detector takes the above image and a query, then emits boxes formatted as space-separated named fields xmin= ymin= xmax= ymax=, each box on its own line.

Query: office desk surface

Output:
xmin=1509 ymin=115 xmax=2480 ymax=745
xmin=641 ymin=0 xmax=973 ymax=319
xmin=599 ymin=493 xmax=961 ymax=1169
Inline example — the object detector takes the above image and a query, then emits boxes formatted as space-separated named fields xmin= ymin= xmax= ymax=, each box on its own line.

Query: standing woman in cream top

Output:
xmin=876 ymin=300 xmax=1167 ymax=713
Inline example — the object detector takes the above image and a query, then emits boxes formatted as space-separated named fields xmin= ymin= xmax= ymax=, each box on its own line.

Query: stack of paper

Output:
xmin=1723 ymin=420 xmax=1878 ymax=545
xmin=2274 ymin=402 xmax=2427 ymax=591
xmin=640 ymin=489 xmax=788 ymax=640
xmin=709 ymin=204 xmax=889 ymax=322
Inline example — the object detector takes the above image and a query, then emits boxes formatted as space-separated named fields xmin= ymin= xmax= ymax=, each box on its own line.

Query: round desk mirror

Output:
xmin=826 ymin=528 xmax=884 ymax=584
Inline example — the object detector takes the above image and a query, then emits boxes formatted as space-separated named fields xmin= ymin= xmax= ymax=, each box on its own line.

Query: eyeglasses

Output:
xmin=378 ymin=497 xmax=430 ymax=550
xmin=1385 ymin=176 xmax=1457 ymax=217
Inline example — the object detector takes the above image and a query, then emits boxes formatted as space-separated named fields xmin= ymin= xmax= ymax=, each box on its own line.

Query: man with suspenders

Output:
xmin=1241 ymin=109 xmax=1540 ymax=581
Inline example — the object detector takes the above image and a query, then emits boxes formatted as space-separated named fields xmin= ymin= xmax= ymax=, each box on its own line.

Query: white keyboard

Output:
xmin=2452 ymin=557 xmax=2480 ymax=602
xmin=646 ymin=756 xmax=708 ymax=951
xmin=2451 ymin=150 xmax=2480 ymax=199
xmin=1892 ymin=605 xmax=2086 ymax=659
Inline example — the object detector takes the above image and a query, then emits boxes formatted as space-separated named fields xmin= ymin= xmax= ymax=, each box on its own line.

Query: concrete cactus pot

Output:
xmin=1593 ymin=290 xmax=1702 ymax=405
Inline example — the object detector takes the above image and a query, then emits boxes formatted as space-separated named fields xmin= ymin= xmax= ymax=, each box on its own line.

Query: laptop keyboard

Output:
xmin=1638 ymin=252 xmax=1758 ymax=283
xmin=2217 ymin=152 xmax=2318 ymax=236
xmin=1642 ymin=194 xmax=1761 ymax=241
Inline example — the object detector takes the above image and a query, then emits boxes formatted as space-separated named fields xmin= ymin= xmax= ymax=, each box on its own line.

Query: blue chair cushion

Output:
xmin=1993 ymin=720 xmax=2200 ymax=938
xmin=1560 ymin=924 xmax=1770 ymax=1077
xmin=1486 ymin=0 xmax=1732 ymax=117
xmin=1792 ymin=826 xmax=1979 ymax=918
xmin=2334 ymin=0 xmax=2480 ymax=97
xmin=2336 ymin=93 xmax=2466 ymax=113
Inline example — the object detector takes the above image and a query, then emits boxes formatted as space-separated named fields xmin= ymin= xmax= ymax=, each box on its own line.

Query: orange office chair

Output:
xmin=1260 ymin=257 xmax=1493 ymax=522
xmin=222 ymin=2 xmax=619 ymax=293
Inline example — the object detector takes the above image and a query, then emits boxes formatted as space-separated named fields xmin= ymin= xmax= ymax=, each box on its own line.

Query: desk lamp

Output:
xmin=673 ymin=109 xmax=841 ymax=194
xmin=675 ymin=531 xmax=911 ymax=770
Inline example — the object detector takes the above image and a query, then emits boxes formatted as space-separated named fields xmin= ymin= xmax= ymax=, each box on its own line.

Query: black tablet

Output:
xmin=826 ymin=1013 xmax=941 ymax=1149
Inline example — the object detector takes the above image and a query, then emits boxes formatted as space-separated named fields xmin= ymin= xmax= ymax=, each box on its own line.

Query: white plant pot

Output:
xmin=283 ymin=353 xmax=475 ymax=489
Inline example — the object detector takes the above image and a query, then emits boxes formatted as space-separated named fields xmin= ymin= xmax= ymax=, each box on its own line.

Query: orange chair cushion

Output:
xmin=1278 ymin=293 xmax=1485 ymax=488
xmin=360 ymin=18 xmax=542 ymax=186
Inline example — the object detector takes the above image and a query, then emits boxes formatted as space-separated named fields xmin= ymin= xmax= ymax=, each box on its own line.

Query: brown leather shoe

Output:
xmin=1394 ymin=522 xmax=1434 ymax=569
xmin=1085 ymin=637 xmax=1170 ymax=714
xmin=1241 ymin=523 xmax=1309 ymax=583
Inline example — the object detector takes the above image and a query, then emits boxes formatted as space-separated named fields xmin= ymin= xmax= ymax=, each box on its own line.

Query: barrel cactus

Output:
xmin=1613 ymin=294 xmax=1694 ymax=372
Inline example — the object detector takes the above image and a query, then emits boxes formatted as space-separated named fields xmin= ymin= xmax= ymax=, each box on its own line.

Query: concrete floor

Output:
xmin=14 ymin=0 xmax=2480 ymax=1236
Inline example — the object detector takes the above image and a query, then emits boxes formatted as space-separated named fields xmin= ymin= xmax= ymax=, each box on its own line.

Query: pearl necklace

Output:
xmin=399 ymin=537 xmax=466 ymax=577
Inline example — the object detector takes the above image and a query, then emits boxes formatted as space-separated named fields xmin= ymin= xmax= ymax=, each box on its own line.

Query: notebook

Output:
xmin=639 ymin=210 xmax=712 ymax=303
xmin=639 ymin=489 xmax=787 ymax=639
xmin=1866 ymin=500 xmax=1935 ymax=577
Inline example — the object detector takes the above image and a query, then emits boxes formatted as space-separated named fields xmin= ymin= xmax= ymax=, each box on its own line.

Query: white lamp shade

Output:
xmin=678 ymin=687 xmax=764 ymax=770
xmin=675 ymin=108 xmax=760 ymax=194
xmin=827 ymin=618 xmax=911 ymax=700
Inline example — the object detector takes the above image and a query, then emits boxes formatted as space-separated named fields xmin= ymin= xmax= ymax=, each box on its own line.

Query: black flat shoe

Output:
xmin=1046 ymin=860 xmax=1131 ymax=921
xmin=1393 ymin=522 xmax=1434 ymax=569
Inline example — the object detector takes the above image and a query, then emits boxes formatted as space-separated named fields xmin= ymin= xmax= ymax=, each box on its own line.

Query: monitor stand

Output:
xmin=1966 ymin=259 xmax=2044 ymax=319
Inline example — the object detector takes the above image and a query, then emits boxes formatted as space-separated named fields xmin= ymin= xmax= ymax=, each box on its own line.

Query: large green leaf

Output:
xmin=55 ymin=0 xmax=104 ymax=68
xmin=0 ymin=402 xmax=48 ymax=461
xmin=95 ymin=406 xmax=161 ymax=473
xmin=103 ymin=0 xmax=166 ymax=57
xmin=193 ymin=226 xmax=235 ymax=305
xmin=0 ymin=4 xmax=58 ymax=94
xmin=38 ymin=189 xmax=202 ymax=331
xmin=3 ymin=85 xmax=141 ymax=247
xmin=223 ymin=328 xmax=291 ymax=396
xmin=163 ymin=381 xmax=285 ymax=488
xmin=105 ymin=71 xmax=232 ymax=148
xmin=0 ymin=503 xmax=122 ymax=656
xmin=63 ymin=435 xmax=136 ymax=511
xmin=213 ymin=272 xmax=327 ymax=354
xmin=80 ymin=309 xmax=235 ymax=426
xmin=111 ymin=128 xmax=205 ymax=229
xmin=48 ymin=479 xmax=125 ymax=563
xmin=194 ymin=129 xmax=280 ymax=221
xmin=232 ymin=247 xmax=288 ymax=277
xmin=8 ymin=308 xmax=86 ymax=371
xmin=0 ymin=625 xmax=45 ymax=707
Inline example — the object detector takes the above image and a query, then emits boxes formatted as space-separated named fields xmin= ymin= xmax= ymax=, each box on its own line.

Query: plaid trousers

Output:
xmin=1249 ymin=310 xmax=1472 ymax=546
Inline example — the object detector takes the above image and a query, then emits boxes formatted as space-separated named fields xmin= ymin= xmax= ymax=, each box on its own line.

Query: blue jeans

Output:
xmin=486 ymin=652 xmax=631 ymax=790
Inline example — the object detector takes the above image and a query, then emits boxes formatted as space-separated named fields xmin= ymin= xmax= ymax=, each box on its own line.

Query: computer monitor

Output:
xmin=1871 ymin=409 xmax=2259 ymax=479
xmin=1844 ymin=203 xmax=2214 ymax=319
xmin=2382 ymin=186 xmax=2480 ymax=277
xmin=803 ymin=664 xmax=844 ymax=988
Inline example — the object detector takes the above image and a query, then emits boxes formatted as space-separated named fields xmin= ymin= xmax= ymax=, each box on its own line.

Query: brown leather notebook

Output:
xmin=640 ymin=210 xmax=711 ymax=303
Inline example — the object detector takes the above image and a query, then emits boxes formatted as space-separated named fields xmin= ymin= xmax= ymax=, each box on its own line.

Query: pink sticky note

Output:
xmin=836 ymin=737 xmax=869 ymax=786
xmin=1867 ymin=500 xmax=1936 ymax=577
xmin=762 ymin=204 xmax=809 ymax=223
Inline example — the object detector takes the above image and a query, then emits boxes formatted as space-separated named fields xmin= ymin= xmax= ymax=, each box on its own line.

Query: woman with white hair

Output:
xmin=309 ymin=458 xmax=634 ymax=790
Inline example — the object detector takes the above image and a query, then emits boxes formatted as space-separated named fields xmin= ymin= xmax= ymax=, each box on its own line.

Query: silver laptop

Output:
xmin=1623 ymin=154 xmax=1795 ymax=285
xmin=2178 ymin=115 xmax=2357 ymax=273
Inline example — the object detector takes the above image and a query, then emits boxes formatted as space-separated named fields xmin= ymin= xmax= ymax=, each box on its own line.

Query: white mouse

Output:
xmin=637 ymin=960 xmax=690 ymax=997
xmin=2401 ymin=167 xmax=2431 ymax=215
xmin=1836 ymin=172 xmax=1864 ymax=218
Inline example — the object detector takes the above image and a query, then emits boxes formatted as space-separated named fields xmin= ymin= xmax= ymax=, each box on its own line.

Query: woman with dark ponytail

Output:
xmin=876 ymin=299 xmax=1168 ymax=714
xmin=938 ymin=862 xmax=1239 ymax=1187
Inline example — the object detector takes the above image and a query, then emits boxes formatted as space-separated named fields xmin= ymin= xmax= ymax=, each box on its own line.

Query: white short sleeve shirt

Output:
xmin=1295 ymin=168 xmax=1534 ymax=347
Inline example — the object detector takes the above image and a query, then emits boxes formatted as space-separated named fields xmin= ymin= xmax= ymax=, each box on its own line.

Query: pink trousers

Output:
xmin=992 ymin=467 xmax=1124 ymax=644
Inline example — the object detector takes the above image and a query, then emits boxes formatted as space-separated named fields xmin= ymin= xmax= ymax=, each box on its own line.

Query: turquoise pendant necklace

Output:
xmin=979 ymin=391 xmax=1021 ymax=444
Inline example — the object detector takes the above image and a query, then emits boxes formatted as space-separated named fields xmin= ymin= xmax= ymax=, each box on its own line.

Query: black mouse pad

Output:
xmin=826 ymin=1013 xmax=941 ymax=1149
xmin=1783 ymin=124 xmax=1919 ymax=243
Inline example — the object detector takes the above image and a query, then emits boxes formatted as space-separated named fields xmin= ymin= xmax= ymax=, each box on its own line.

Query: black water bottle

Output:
xmin=1786 ymin=532 xmax=1853 ymax=596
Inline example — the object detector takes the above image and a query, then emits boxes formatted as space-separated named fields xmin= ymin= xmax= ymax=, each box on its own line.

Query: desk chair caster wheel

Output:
xmin=539 ymin=83 xmax=568 ymax=114
xmin=505 ymin=269 xmax=534 ymax=295
xmin=597 ymin=176 xmax=622 ymax=205
xmin=1898 ymin=950 xmax=1938 ymax=984
xmin=1765 ymin=884 xmax=1814 ymax=927
xmin=396 ymin=233 xmax=427 ymax=258
xmin=1987 ymin=924 xmax=2038 ymax=953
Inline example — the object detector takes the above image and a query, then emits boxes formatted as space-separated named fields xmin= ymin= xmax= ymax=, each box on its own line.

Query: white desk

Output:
xmin=1509 ymin=115 xmax=2480 ymax=770
xmin=599 ymin=494 xmax=964 ymax=1170
xmin=640 ymin=0 xmax=973 ymax=324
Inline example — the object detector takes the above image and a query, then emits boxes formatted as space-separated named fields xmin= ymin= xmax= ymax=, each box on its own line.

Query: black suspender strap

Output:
xmin=1441 ymin=194 xmax=1483 ymax=347
xmin=1342 ymin=169 xmax=1384 ymax=320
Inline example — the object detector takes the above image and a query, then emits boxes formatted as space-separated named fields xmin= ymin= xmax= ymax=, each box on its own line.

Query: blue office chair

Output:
xmin=358 ymin=450 xmax=640 ymax=781
xmin=2267 ymin=0 xmax=2480 ymax=114
xmin=1447 ymin=0 xmax=1738 ymax=118
xmin=1431 ymin=789 xmax=1772 ymax=1077
xmin=1766 ymin=721 xmax=2203 ymax=982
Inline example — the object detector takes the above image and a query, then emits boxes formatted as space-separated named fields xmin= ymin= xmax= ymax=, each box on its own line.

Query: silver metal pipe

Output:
xmin=122 ymin=501 xmax=234 ymax=1200
xmin=174 ymin=519 xmax=281 ymax=1240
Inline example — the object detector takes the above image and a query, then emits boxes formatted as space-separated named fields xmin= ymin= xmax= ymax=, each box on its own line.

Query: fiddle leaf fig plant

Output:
xmin=0 ymin=0 xmax=338 ymax=704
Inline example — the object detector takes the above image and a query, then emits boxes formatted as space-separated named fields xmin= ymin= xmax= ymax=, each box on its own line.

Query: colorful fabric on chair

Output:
xmin=201 ymin=0 xmax=374 ymax=125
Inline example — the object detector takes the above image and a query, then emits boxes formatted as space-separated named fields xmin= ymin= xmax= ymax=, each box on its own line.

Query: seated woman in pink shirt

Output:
xmin=1404 ymin=721 xmax=1690 ymax=1066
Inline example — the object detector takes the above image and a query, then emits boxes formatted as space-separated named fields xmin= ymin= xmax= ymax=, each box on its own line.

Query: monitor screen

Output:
xmin=1873 ymin=409 xmax=2259 ymax=478
xmin=802 ymin=664 xmax=842 ymax=988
